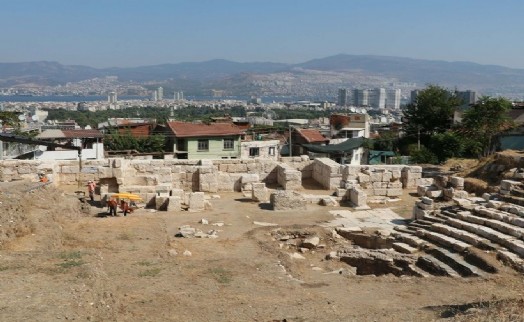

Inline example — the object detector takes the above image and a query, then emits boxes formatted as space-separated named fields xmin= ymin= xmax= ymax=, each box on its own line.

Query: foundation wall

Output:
xmin=0 ymin=157 xmax=424 ymax=199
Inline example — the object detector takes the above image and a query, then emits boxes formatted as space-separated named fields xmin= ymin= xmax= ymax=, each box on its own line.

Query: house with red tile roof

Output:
xmin=290 ymin=128 xmax=328 ymax=156
xmin=165 ymin=121 xmax=245 ymax=159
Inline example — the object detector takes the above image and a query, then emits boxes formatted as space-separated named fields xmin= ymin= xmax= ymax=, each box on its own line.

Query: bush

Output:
xmin=409 ymin=145 xmax=438 ymax=164
xmin=429 ymin=132 xmax=463 ymax=163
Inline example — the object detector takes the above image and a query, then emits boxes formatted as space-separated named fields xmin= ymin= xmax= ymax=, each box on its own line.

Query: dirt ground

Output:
xmin=1 ymin=180 xmax=523 ymax=322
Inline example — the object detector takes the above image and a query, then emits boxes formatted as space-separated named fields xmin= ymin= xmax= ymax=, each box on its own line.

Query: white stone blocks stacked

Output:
xmin=241 ymin=173 xmax=260 ymax=192
xmin=198 ymin=166 xmax=218 ymax=193
xmin=277 ymin=164 xmax=302 ymax=190
xmin=401 ymin=166 xmax=423 ymax=189
xmin=412 ymin=197 xmax=434 ymax=219
xmin=312 ymin=158 xmax=342 ymax=190
xmin=350 ymin=188 xmax=367 ymax=208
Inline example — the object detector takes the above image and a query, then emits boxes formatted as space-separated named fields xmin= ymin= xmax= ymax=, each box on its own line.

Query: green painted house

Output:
xmin=166 ymin=121 xmax=244 ymax=159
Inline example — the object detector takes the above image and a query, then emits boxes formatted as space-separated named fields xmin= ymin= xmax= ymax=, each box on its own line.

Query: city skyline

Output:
xmin=1 ymin=0 xmax=524 ymax=69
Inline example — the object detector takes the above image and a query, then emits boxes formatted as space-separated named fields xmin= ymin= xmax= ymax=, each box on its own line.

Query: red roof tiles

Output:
xmin=166 ymin=121 xmax=244 ymax=138
xmin=296 ymin=129 xmax=327 ymax=143
xmin=61 ymin=129 xmax=104 ymax=138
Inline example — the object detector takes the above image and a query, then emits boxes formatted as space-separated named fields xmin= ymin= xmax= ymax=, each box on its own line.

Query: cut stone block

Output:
xmin=252 ymin=182 xmax=269 ymax=202
xmin=270 ymin=190 xmax=307 ymax=211
xmin=189 ymin=192 xmax=205 ymax=212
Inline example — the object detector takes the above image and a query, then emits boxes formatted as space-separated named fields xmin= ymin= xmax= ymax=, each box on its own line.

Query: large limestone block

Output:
xmin=155 ymin=196 xmax=168 ymax=210
xmin=228 ymin=163 xmax=248 ymax=173
xmin=358 ymin=173 xmax=370 ymax=183
xmin=501 ymin=180 xmax=521 ymax=191
xmin=97 ymin=167 xmax=113 ymax=178
xmin=112 ymin=158 xmax=122 ymax=168
xmin=189 ymin=192 xmax=205 ymax=212
xmin=450 ymin=176 xmax=465 ymax=188
xmin=167 ymin=196 xmax=181 ymax=211
xmin=270 ymin=191 xmax=307 ymax=211
xmin=217 ymin=173 xmax=235 ymax=192
xmin=125 ymin=176 xmax=158 ymax=186
xmin=241 ymin=174 xmax=260 ymax=184
xmin=199 ymin=172 xmax=218 ymax=193
xmin=386 ymin=188 xmax=402 ymax=197
xmin=350 ymin=188 xmax=367 ymax=207
xmin=382 ymin=171 xmax=393 ymax=182
xmin=391 ymin=170 xmax=402 ymax=180
xmin=415 ymin=178 xmax=434 ymax=186
xmin=252 ymin=182 xmax=269 ymax=202
xmin=61 ymin=165 xmax=79 ymax=174
xmin=370 ymin=172 xmax=382 ymax=182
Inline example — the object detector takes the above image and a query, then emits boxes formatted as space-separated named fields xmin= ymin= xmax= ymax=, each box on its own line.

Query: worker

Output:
xmin=120 ymin=200 xmax=130 ymax=216
xmin=87 ymin=180 xmax=96 ymax=201
xmin=107 ymin=198 xmax=118 ymax=217
xmin=38 ymin=173 xmax=48 ymax=183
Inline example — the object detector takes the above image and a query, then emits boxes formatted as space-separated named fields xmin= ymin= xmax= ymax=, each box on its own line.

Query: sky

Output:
xmin=1 ymin=0 xmax=523 ymax=69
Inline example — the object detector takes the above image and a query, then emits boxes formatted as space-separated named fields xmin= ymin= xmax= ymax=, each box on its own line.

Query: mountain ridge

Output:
xmin=2 ymin=54 xmax=524 ymax=97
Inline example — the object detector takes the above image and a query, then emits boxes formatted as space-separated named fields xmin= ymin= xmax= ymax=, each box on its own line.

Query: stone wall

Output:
xmin=0 ymin=157 xmax=426 ymax=201
xmin=312 ymin=158 xmax=342 ymax=190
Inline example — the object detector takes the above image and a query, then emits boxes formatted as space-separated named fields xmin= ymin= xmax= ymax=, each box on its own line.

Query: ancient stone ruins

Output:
xmin=2 ymin=155 xmax=524 ymax=278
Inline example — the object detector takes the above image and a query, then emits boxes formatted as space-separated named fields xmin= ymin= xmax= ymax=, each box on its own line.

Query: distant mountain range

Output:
xmin=2 ymin=54 xmax=524 ymax=97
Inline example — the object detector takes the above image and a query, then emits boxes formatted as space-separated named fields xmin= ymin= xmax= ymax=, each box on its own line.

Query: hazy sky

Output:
xmin=1 ymin=0 xmax=523 ymax=69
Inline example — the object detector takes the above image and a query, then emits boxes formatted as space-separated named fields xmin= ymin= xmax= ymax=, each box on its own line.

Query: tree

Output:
xmin=428 ymin=131 xmax=463 ymax=163
xmin=403 ymin=85 xmax=462 ymax=137
xmin=460 ymin=96 xmax=513 ymax=157
xmin=0 ymin=111 xmax=22 ymax=131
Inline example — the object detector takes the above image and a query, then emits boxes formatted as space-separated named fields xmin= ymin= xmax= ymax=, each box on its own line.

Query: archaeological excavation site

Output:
xmin=1 ymin=152 xmax=524 ymax=321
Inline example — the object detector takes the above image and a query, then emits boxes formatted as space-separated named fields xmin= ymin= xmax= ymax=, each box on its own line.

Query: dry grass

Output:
xmin=208 ymin=267 xmax=233 ymax=284
xmin=138 ymin=268 xmax=162 ymax=277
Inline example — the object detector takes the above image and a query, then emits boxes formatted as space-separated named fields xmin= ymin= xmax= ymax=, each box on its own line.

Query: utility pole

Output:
xmin=289 ymin=124 xmax=292 ymax=157
xmin=417 ymin=127 xmax=420 ymax=151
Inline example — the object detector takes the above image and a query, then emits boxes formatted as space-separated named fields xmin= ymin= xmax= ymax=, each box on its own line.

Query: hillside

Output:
xmin=2 ymin=54 xmax=524 ymax=96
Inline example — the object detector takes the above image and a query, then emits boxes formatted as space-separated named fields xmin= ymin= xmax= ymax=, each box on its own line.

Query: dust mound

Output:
xmin=0 ymin=181 xmax=84 ymax=250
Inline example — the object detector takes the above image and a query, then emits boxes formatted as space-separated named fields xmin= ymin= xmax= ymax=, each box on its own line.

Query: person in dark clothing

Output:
xmin=108 ymin=198 xmax=118 ymax=216
xmin=121 ymin=200 xmax=130 ymax=216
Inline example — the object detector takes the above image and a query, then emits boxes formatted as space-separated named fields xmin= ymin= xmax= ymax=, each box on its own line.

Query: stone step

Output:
xmin=497 ymin=250 xmax=524 ymax=273
xmin=429 ymin=223 xmax=495 ymax=251
xmin=416 ymin=255 xmax=460 ymax=278
xmin=392 ymin=242 xmax=418 ymax=254
xmin=510 ymin=188 xmax=524 ymax=198
xmin=393 ymin=226 xmax=416 ymax=235
xmin=391 ymin=232 xmax=428 ymax=249
xmin=409 ymin=222 xmax=432 ymax=229
xmin=421 ymin=214 xmax=447 ymax=224
xmin=440 ymin=209 xmax=458 ymax=219
xmin=445 ymin=217 xmax=515 ymax=248
xmin=407 ymin=264 xmax=430 ymax=278
xmin=500 ymin=204 xmax=524 ymax=218
xmin=425 ymin=246 xmax=485 ymax=277
xmin=414 ymin=219 xmax=435 ymax=226
xmin=472 ymin=206 xmax=524 ymax=229
xmin=415 ymin=229 xmax=471 ymax=252
xmin=454 ymin=212 xmax=524 ymax=242
xmin=501 ymin=195 xmax=524 ymax=207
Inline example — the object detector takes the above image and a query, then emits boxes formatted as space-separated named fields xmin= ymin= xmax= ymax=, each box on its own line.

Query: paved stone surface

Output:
xmin=324 ymin=208 xmax=406 ymax=230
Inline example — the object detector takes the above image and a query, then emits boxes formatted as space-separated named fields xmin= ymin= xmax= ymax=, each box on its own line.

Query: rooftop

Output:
xmin=166 ymin=121 xmax=244 ymax=138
